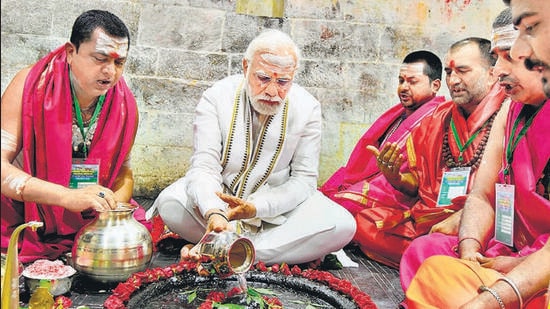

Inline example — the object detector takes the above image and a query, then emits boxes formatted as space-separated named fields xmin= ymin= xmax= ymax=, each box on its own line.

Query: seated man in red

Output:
xmin=320 ymin=50 xmax=444 ymax=216
xmin=400 ymin=7 xmax=549 ymax=291
xmin=403 ymin=5 xmax=550 ymax=307
xmin=354 ymin=37 xmax=507 ymax=268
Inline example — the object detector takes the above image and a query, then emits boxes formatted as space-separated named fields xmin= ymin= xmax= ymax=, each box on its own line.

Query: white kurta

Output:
xmin=150 ymin=75 xmax=356 ymax=264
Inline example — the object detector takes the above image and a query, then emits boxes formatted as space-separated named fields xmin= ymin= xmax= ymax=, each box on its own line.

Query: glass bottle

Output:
xmin=28 ymin=279 xmax=54 ymax=309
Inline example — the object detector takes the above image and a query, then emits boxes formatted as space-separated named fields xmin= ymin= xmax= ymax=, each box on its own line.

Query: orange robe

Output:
xmin=405 ymin=255 xmax=548 ymax=308
xmin=354 ymin=84 xmax=506 ymax=268
xmin=320 ymin=96 xmax=445 ymax=216
xmin=400 ymin=99 xmax=550 ymax=290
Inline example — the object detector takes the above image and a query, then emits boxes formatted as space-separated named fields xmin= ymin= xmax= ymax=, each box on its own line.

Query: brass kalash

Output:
xmin=72 ymin=203 xmax=153 ymax=282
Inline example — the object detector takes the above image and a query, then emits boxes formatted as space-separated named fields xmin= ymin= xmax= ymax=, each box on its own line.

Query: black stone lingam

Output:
xmin=126 ymin=270 xmax=359 ymax=309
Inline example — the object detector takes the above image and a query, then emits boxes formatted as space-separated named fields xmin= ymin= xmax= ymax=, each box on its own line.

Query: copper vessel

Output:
xmin=198 ymin=231 xmax=255 ymax=278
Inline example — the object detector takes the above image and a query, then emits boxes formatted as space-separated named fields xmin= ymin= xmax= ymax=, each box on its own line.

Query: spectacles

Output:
xmin=254 ymin=72 xmax=293 ymax=89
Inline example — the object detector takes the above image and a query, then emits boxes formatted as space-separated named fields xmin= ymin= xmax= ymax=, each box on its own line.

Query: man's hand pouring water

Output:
xmin=180 ymin=192 xmax=257 ymax=275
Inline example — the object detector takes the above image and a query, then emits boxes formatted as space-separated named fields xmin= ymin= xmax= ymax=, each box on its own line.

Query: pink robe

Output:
xmin=1 ymin=46 xmax=146 ymax=263
xmin=320 ymin=96 xmax=445 ymax=215
xmin=400 ymin=99 xmax=550 ymax=291
xmin=352 ymin=84 xmax=505 ymax=268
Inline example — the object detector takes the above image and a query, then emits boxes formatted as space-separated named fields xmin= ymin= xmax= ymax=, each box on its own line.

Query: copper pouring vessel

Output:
xmin=198 ymin=231 xmax=255 ymax=278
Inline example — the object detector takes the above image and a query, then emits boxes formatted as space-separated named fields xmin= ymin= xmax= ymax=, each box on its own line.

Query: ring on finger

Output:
xmin=387 ymin=164 xmax=393 ymax=168
xmin=98 ymin=191 xmax=106 ymax=198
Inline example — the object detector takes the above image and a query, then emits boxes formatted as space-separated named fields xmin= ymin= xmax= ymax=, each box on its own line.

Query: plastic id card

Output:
xmin=495 ymin=183 xmax=515 ymax=246
xmin=436 ymin=167 xmax=471 ymax=207
xmin=70 ymin=158 xmax=100 ymax=189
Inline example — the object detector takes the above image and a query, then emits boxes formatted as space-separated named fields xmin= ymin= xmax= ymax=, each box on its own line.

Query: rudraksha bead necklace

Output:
xmin=442 ymin=112 xmax=497 ymax=170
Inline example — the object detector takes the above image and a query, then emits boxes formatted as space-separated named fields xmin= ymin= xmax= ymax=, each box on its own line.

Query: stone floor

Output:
xmin=18 ymin=197 xmax=404 ymax=309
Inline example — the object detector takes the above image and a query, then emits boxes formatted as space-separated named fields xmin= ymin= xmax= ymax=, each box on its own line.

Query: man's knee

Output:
xmin=337 ymin=213 xmax=356 ymax=243
xmin=157 ymin=195 xmax=184 ymax=219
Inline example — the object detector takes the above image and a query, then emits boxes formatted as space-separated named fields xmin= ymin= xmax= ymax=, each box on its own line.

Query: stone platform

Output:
xmin=20 ymin=197 xmax=404 ymax=309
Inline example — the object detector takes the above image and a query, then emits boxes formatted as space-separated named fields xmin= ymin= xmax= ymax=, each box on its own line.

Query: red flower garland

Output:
xmin=103 ymin=260 xmax=377 ymax=309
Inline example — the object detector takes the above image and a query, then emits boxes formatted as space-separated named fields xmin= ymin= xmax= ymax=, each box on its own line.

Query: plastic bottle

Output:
xmin=28 ymin=279 xmax=54 ymax=309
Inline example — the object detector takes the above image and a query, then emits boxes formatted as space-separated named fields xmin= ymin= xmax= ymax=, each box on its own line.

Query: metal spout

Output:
xmin=1 ymin=221 xmax=43 ymax=309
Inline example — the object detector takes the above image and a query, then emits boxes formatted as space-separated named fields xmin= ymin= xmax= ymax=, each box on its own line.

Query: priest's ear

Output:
xmin=431 ymin=78 xmax=442 ymax=94
xmin=65 ymin=42 xmax=77 ymax=63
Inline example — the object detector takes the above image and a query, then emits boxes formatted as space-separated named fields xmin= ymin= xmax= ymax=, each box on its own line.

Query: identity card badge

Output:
xmin=70 ymin=158 xmax=100 ymax=188
xmin=436 ymin=167 xmax=471 ymax=207
xmin=495 ymin=183 xmax=515 ymax=246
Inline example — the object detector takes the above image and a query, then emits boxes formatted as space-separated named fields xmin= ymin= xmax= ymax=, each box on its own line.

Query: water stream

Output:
xmin=237 ymin=272 xmax=248 ymax=293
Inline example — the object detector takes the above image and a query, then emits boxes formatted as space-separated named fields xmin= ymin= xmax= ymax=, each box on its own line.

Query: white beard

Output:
xmin=250 ymin=96 xmax=283 ymax=115
xmin=245 ymin=76 xmax=284 ymax=116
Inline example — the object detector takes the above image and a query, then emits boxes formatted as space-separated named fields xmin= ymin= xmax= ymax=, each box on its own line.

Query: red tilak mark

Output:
xmin=449 ymin=60 xmax=456 ymax=70
xmin=109 ymin=52 xmax=120 ymax=59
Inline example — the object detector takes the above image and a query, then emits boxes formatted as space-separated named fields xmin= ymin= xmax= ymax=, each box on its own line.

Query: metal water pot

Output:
xmin=198 ymin=231 xmax=255 ymax=278
xmin=72 ymin=203 xmax=152 ymax=282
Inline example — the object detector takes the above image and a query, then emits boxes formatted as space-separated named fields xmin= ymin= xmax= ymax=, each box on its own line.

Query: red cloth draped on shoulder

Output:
xmin=319 ymin=96 xmax=445 ymax=215
xmin=407 ymin=83 xmax=506 ymax=234
xmin=399 ymin=100 xmax=550 ymax=291
xmin=353 ymin=85 xmax=505 ymax=268
xmin=0 ymin=46 xmax=139 ymax=263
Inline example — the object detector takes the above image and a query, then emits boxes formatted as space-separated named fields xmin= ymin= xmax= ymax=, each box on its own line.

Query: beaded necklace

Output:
xmin=74 ymin=106 xmax=96 ymax=126
xmin=70 ymin=84 xmax=105 ymax=157
xmin=442 ymin=112 xmax=497 ymax=170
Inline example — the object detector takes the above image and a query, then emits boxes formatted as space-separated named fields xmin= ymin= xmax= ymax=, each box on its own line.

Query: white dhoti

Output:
xmin=152 ymin=177 xmax=356 ymax=265
xmin=150 ymin=75 xmax=356 ymax=265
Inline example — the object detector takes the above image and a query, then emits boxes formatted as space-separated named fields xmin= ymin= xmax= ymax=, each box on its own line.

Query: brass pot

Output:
xmin=198 ymin=231 xmax=255 ymax=278
xmin=72 ymin=203 xmax=152 ymax=282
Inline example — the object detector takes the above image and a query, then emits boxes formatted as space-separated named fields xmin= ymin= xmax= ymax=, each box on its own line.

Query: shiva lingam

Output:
xmin=72 ymin=202 xmax=153 ymax=282
xmin=197 ymin=231 xmax=255 ymax=278
xmin=1 ymin=221 xmax=44 ymax=309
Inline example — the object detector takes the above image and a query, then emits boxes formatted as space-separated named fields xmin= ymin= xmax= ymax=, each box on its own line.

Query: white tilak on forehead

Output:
xmin=96 ymin=30 xmax=128 ymax=58
xmin=260 ymin=53 xmax=296 ymax=70
xmin=491 ymin=24 xmax=518 ymax=51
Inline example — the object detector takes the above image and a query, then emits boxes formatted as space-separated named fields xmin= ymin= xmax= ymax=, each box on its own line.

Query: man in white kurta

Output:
xmin=148 ymin=29 xmax=356 ymax=265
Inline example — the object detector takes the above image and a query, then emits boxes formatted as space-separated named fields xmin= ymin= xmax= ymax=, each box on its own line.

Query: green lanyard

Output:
xmin=503 ymin=105 xmax=542 ymax=176
xmin=72 ymin=87 xmax=105 ymax=157
xmin=450 ymin=117 xmax=481 ymax=162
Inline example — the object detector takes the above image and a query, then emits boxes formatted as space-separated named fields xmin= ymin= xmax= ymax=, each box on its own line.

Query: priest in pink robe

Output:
xmin=401 ymin=10 xmax=550 ymax=307
xmin=320 ymin=50 xmax=445 ymax=216
xmin=1 ymin=10 xmax=148 ymax=263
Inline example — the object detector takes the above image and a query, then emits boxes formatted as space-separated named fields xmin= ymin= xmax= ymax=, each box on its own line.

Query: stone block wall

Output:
xmin=1 ymin=0 xmax=506 ymax=198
